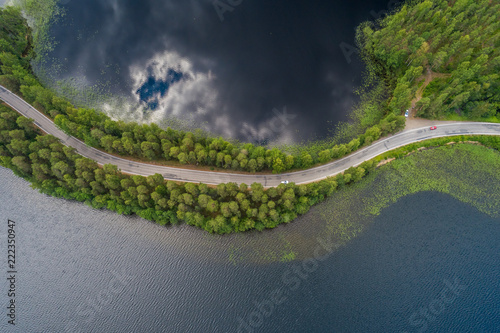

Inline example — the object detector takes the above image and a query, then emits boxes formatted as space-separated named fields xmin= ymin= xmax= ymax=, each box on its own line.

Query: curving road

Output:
xmin=1 ymin=85 xmax=500 ymax=187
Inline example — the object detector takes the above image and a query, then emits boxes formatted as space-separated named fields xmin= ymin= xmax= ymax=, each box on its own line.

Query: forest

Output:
xmin=356 ymin=0 xmax=499 ymax=120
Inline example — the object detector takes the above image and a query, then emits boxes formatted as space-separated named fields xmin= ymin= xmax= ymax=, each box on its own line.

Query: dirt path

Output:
xmin=406 ymin=66 xmax=453 ymax=129
xmin=409 ymin=66 xmax=451 ymax=117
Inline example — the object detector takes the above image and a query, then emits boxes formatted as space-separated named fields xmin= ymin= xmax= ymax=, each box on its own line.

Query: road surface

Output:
xmin=1 ymin=85 xmax=499 ymax=187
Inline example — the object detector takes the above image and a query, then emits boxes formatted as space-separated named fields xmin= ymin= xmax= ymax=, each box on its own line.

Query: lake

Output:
xmin=39 ymin=0 xmax=396 ymax=143
xmin=1 ymin=166 xmax=499 ymax=332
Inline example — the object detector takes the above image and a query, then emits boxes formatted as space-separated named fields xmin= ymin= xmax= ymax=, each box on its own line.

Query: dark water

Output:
xmin=41 ymin=0 xmax=396 ymax=143
xmin=1 ymin=167 xmax=499 ymax=332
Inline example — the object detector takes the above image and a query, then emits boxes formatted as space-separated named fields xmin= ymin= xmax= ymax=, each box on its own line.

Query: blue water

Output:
xmin=0 ymin=167 xmax=499 ymax=332
xmin=136 ymin=69 xmax=184 ymax=110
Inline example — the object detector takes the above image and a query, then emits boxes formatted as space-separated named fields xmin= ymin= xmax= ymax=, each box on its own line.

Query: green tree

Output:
xmin=272 ymin=157 xmax=286 ymax=173
xmin=11 ymin=156 xmax=31 ymax=174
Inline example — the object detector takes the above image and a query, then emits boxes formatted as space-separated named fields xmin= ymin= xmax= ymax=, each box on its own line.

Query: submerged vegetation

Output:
xmin=224 ymin=141 xmax=500 ymax=263
xmin=321 ymin=142 xmax=500 ymax=247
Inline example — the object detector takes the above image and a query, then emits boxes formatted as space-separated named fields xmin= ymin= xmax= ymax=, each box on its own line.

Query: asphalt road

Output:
xmin=1 ymin=85 xmax=500 ymax=187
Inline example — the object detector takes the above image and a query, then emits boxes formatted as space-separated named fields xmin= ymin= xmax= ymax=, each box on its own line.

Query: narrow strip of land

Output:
xmin=1 ymin=84 xmax=499 ymax=187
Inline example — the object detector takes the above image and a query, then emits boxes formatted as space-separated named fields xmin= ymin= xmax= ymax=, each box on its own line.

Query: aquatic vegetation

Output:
xmin=246 ymin=143 xmax=500 ymax=263
xmin=315 ymin=143 xmax=500 ymax=250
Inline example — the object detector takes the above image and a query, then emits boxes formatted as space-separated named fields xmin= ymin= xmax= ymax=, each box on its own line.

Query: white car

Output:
xmin=405 ymin=110 xmax=409 ymax=118
xmin=280 ymin=180 xmax=289 ymax=184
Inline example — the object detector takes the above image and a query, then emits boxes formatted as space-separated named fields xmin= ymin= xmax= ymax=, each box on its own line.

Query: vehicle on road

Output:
xmin=281 ymin=180 xmax=289 ymax=184
xmin=430 ymin=126 xmax=437 ymax=130
xmin=405 ymin=110 xmax=409 ymax=118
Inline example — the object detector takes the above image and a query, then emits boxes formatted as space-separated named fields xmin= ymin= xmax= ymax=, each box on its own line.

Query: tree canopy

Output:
xmin=357 ymin=0 xmax=499 ymax=120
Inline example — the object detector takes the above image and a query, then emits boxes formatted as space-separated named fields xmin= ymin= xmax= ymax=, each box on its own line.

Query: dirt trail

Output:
xmin=409 ymin=66 xmax=451 ymax=117
xmin=405 ymin=67 xmax=453 ymax=129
